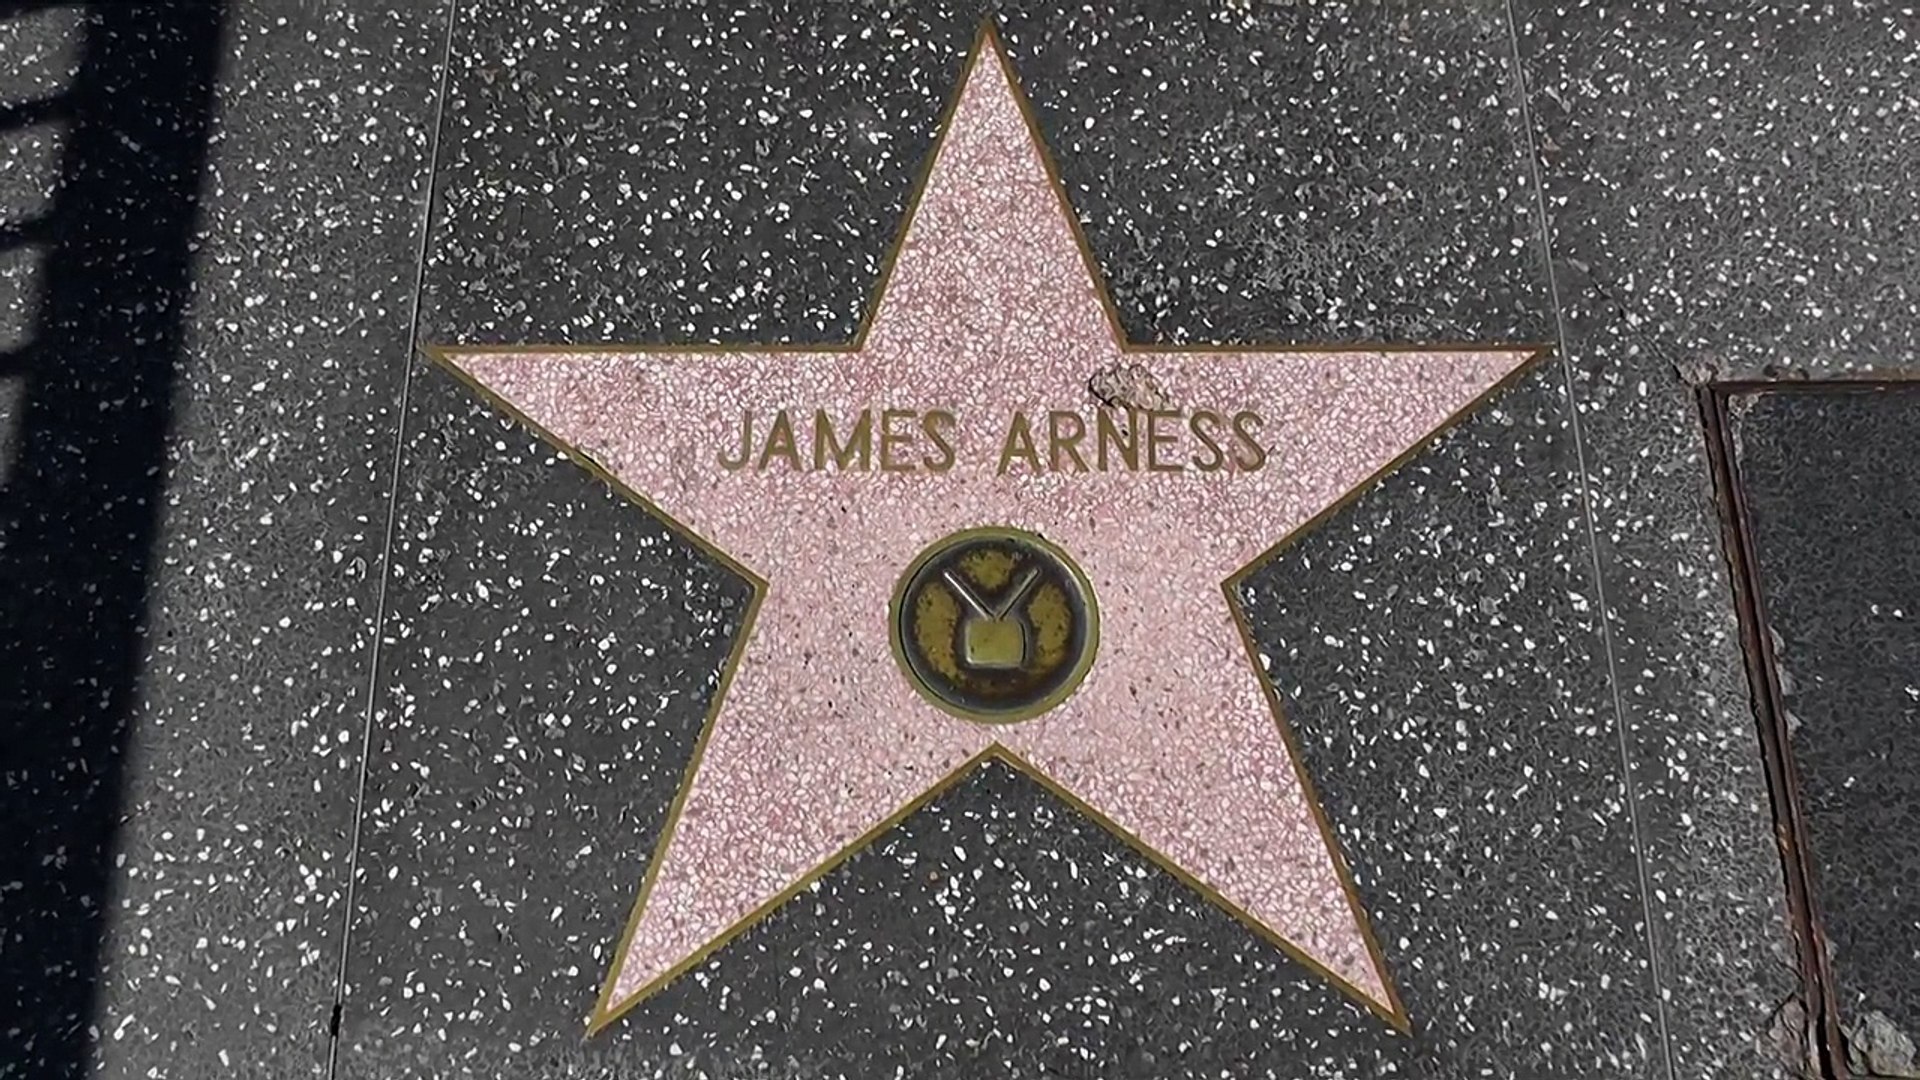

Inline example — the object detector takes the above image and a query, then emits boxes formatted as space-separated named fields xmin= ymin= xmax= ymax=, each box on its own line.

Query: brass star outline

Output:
xmin=428 ymin=19 xmax=1551 ymax=1038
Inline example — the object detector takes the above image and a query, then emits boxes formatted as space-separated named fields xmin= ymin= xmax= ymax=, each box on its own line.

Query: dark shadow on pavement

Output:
xmin=0 ymin=2 xmax=227 ymax=1076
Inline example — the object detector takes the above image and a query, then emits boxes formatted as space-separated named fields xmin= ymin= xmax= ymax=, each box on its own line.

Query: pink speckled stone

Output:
xmin=443 ymin=35 xmax=1534 ymax=1031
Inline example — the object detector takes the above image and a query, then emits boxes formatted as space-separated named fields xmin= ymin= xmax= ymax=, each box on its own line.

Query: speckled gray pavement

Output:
xmin=2 ymin=3 xmax=445 ymax=1079
xmin=2 ymin=2 xmax=1916 ymax=1079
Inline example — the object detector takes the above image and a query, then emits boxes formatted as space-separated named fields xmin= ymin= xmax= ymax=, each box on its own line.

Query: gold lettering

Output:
xmin=879 ymin=409 xmax=917 ymax=472
xmin=1188 ymin=409 xmax=1226 ymax=472
xmin=1230 ymin=410 xmax=1268 ymax=471
xmin=1046 ymin=410 xmax=1088 ymax=472
xmin=1095 ymin=407 xmax=1138 ymax=472
xmin=996 ymin=412 xmax=1043 ymax=474
xmin=812 ymin=408 xmax=872 ymax=471
xmin=718 ymin=409 xmax=754 ymax=471
xmin=757 ymin=408 xmax=802 ymax=471
xmin=921 ymin=410 xmax=957 ymax=472
xmin=725 ymin=407 xmax=1258 ymax=475
xmin=1145 ymin=409 xmax=1183 ymax=472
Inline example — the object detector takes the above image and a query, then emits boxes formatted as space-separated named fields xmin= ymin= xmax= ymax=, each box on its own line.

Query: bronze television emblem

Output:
xmin=889 ymin=527 xmax=1099 ymax=723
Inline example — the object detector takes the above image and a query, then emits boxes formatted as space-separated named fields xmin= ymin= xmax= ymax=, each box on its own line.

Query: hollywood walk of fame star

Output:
xmin=430 ymin=22 xmax=1542 ymax=1036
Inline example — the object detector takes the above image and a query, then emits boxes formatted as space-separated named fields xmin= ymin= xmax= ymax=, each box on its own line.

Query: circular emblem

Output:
xmin=889 ymin=527 xmax=1099 ymax=724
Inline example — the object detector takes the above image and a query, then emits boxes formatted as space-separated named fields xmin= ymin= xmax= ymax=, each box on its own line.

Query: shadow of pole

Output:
xmin=0 ymin=2 xmax=227 ymax=1076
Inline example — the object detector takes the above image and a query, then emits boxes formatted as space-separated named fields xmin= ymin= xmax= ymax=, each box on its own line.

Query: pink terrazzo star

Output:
xmin=435 ymin=26 xmax=1539 ymax=1036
